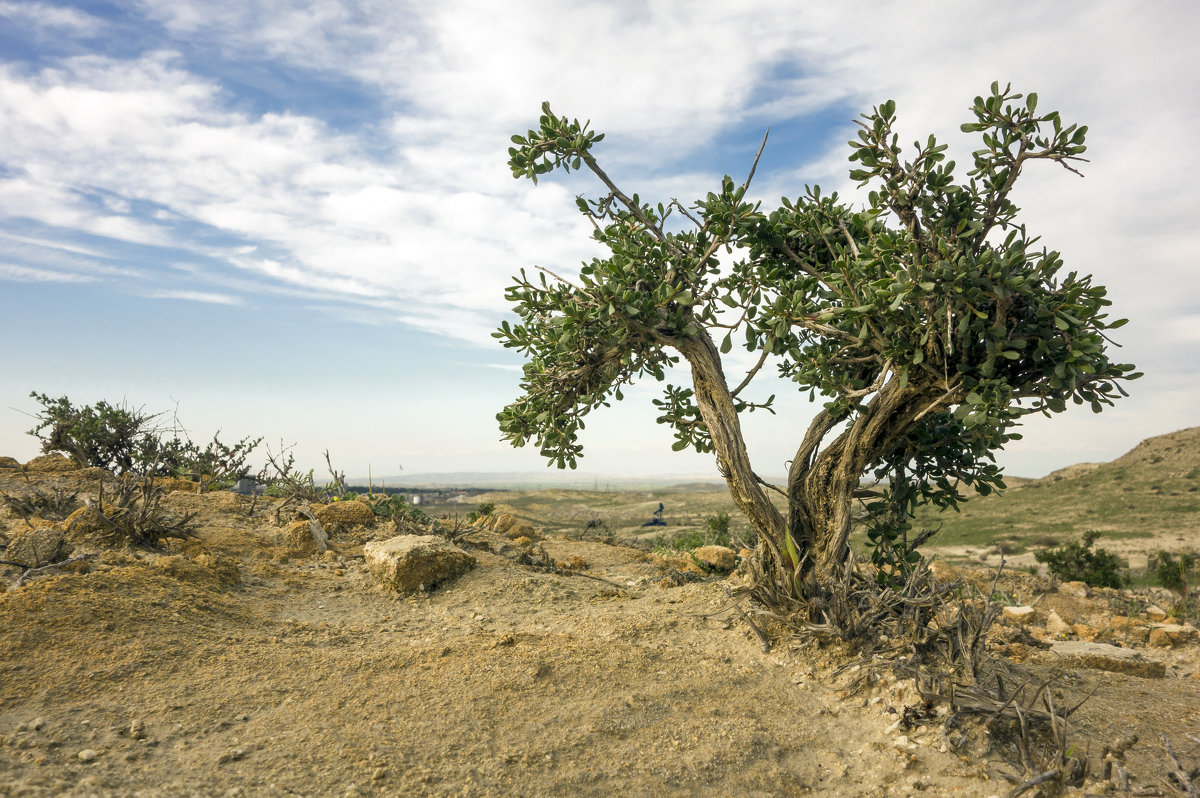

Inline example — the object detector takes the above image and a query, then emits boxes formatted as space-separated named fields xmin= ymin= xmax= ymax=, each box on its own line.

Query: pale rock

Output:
xmin=1145 ymin=605 xmax=1168 ymax=622
xmin=364 ymin=535 xmax=476 ymax=594
xmin=691 ymin=545 xmax=738 ymax=572
xmin=77 ymin=749 xmax=99 ymax=762
xmin=1061 ymin=580 xmax=1089 ymax=597
xmin=1002 ymin=606 xmax=1037 ymax=624
xmin=1048 ymin=640 xmax=1165 ymax=678
xmin=1148 ymin=624 xmax=1199 ymax=649
xmin=928 ymin=559 xmax=960 ymax=582
xmin=1045 ymin=610 xmax=1072 ymax=637
xmin=5 ymin=527 xmax=72 ymax=568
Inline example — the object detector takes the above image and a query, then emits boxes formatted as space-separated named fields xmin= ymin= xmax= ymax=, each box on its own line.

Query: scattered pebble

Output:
xmin=218 ymin=748 xmax=246 ymax=764
xmin=78 ymin=749 xmax=99 ymax=762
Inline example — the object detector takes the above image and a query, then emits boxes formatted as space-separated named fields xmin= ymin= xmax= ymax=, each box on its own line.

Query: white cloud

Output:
xmin=143 ymin=289 xmax=244 ymax=305
xmin=0 ymin=262 xmax=95 ymax=282
xmin=0 ymin=2 xmax=106 ymax=36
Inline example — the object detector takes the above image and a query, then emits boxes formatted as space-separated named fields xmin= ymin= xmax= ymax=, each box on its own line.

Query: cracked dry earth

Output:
xmin=2 ymin=467 xmax=1198 ymax=797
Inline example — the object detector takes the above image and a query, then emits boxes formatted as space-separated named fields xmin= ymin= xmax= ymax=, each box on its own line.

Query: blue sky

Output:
xmin=1 ymin=0 xmax=1197 ymax=481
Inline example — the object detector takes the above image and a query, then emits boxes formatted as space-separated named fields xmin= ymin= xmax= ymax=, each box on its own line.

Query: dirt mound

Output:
xmin=3 ymin=465 xmax=1199 ymax=796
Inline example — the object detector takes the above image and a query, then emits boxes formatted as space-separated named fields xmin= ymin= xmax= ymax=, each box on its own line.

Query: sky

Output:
xmin=0 ymin=0 xmax=1197 ymax=483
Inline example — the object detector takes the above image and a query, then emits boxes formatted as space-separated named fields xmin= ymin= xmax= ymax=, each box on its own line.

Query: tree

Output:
xmin=495 ymin=84 xmax=1140 ymax=590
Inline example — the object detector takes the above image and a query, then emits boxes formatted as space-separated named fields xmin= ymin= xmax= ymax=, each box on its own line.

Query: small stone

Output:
xmin=691 ymin=545 xmax=738 ymax=572
xmin=1145 ymin=605 xmax=1168 ymax=622
xmin=1045 ymin=610 xmax=1072 ymax=637
xmin=1148 ymin=624 xmax=1199 ymax=648
xmin=218 ymin=748 xmax=246 ymax=764
xmin=129 ymin=718 xmax=145 ymax=740
xmin=1002 ymin=606 xmax=1036 ymax=623
xmin=1061 ymin=580 xmax=1089 ymax=598
xmin=78 ymin=748 xmax=99 ymax=762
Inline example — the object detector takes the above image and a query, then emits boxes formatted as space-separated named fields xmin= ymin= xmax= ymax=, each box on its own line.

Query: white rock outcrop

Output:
xmin=364 ymin=535 xmax=476 ymax=594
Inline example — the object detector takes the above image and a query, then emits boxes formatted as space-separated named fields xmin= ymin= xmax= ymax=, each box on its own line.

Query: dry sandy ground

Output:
xmin=2 ymin=466 xmax=1198 ymax=797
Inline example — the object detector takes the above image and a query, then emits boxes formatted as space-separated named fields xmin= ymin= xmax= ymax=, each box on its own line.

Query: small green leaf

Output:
xmin=720 ymin=332 xmax=732 ymax=354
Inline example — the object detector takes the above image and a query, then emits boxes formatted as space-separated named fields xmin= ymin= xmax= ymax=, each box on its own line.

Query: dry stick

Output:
xmin=10 ymin=554 xmax=96 ymax=589
xmin=723 ymin=586 xmax=771 ymax=653
xmin=1163 ymin=734 xmax=1200 ymax=798
xmin=1005 ymin=767 xmax=1064 ymax=798
xmin=558 ymin=569 xmax=627 ymax=590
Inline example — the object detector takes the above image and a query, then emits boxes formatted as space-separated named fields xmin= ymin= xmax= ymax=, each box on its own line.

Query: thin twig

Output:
xmin=558 ymin=569 xmax=627 ymax=590
xmin=10 ymin=554 xmax=96 ymax=589
xmin=1005 ymin=767 xmax=1063 ymax=798
xmin=740 ymin=129 xmax=770 ymax=194
xmin=730 ymin=350 xmax=770 ymax=396
xmin=723 ymin=586 xmax=771 ymax=653
xmin=533 ymin=264 xmax=584 ymax=292
xmin=1163 ymin=734 xmax=1200 ymax=798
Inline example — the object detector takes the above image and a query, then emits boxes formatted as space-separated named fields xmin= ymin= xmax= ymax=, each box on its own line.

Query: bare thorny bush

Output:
xmin=81 ymin=471 xmax=198 ymax=548
xmin=1 ymin=474 xmax=80 ymax=524
xmin=728 ymin=544 xmax=1101 ymax=795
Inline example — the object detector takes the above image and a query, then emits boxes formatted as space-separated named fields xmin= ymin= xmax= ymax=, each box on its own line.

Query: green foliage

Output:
xmin=654 ymin=514 xmax=734 ymax=552
xmin=466 ymin=501 xmax=497 ymax=524
xmin=28 ymin=392 xmax=158 ymax=474
xmin=27 ymin=392 xmax=261 ymax=488
xmin=1153 ymin=550 xmax=1196 ymax=594
xmin=1034 ymin=530 xmax=1124 ymax=588
xmin=706 ymin=511 xmax=731 ymax=541
xmin=154 ymin=433 xmax=263 ymax=489
xmin=496 ymin=86 xmax=1139 ymax=578
xmin=349 ymin=490 xmax=429 ymax=524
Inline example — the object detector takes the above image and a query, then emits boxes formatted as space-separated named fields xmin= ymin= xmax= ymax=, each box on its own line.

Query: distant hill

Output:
xmin=912 ymin=426 xmax=1200 ymax=553
xmin=349 ymin=471 xmax=732 ymax=491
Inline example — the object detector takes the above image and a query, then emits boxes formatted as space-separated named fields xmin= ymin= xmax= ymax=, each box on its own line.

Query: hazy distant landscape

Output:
xmin=412 ymin=427 xmax=1200 ymax=578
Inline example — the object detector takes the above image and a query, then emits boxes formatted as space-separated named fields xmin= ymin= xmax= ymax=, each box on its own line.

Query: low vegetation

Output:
xmin=1034 ymin=530 xmax=1124 ymax=588
xmin=27 ymin=391 xmax=261 ymax=490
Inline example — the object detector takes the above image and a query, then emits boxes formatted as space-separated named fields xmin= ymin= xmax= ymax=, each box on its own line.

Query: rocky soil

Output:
xmin=2 ymin=455 xmax=1199 ymax=797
